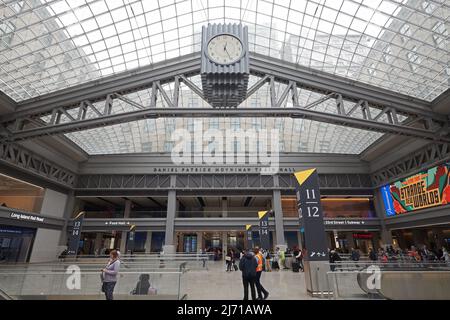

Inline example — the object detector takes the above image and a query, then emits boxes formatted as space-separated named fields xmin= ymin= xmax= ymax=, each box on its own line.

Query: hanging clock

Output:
xmin=201 ymin=23 xmax=249 ymax=108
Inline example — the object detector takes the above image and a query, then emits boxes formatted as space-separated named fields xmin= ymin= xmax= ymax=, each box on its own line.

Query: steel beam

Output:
xmin=249 ymin=53 xmax=436 ymax=119
xmin=0 ymin=141 xmax=77 ymax=188
xmin=5 ymin=107 xmax=449 ymax=143
xmin=75 ymin=173 xmax=372 ymax=190
xmin=371 ymin=142 xmax=450 ymax=186
xmin=0 ymin=52 xmax=202 ymax=122
xmin=1 ymin=53 xmax=448 ymax=143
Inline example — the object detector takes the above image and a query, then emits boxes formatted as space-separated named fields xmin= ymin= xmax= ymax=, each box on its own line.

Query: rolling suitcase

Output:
xmin=292 ymin=261 xmax=300 ymax=273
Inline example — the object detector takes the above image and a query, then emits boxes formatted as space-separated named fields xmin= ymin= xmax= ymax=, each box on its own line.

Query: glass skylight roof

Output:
xmin=0 ymin=0 xmax=448 ymax=103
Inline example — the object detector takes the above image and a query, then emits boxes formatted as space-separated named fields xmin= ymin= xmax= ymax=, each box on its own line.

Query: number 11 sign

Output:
xmin=294 ymin=169 xmax=328 ymax=262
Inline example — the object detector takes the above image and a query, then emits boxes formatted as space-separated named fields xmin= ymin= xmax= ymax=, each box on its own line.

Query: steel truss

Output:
xmin=75 ymin=173 xmax=372 ymax=190
xmin=0 ymin=141 xmax=77 ymax=188
xmin=372 ymin=142 xmax=450 ymax=186
xmin=1 ymin=53 xmax=448 ymax=143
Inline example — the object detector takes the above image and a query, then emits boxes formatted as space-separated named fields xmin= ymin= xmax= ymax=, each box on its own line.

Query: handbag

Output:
xmin=101 ymin=282 xmax=107 ymax=293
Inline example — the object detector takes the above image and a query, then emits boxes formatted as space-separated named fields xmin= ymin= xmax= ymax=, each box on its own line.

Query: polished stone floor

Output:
xmin=182 ymin=261 xmax=313 ymax=300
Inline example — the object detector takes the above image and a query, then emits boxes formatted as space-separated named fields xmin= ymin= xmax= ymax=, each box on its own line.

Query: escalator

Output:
xmin=0 ymin=286 xmax=13 ymax=300
xmin=356 ymin=265 xmax=450 ymax=299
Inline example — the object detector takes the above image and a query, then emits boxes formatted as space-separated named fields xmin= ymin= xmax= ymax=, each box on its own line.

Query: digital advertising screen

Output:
xmin=381 ymin=163 xmax=450 ymax=216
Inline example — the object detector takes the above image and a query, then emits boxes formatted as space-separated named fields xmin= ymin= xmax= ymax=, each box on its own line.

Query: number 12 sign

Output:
xmin=294 ymin=169 xmax=328 ymax=262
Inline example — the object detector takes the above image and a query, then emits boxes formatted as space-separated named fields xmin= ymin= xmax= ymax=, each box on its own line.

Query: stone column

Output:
xmin=373 ymin=188 xmax=392 ymax=247
xmin=58 ymin=190 xmax=76 ymax=246
xmin=272 ymin=176 xmax=286 ymax=250
xmin=412 ymin=229 xmax=427 ymax=247
xmin=432 ymin=228 xmax=445 ymax=250
xmin=381 ymin=229 xmax=393 ymax=247
xmin=222 ymin=197 xmax=228 ymax=217
xmin=120 ymin=199 xmax=132 ymax=253
xmin=30 ymin=189 xmax=68 ymax=262
xmin=163 ymin=175 xmax=177 ymax=254
xmin=197 ymin=231 xmax=203 ymax=252
xmin=94 ymin=233 xmax=103 ymax=256
xmin=222 ymin=232 xmax=228 ymax=260
xmin=145 ymin=231 xmax=152 ymax=253
xmin=345 ymin=232 xmax=355 ymax=251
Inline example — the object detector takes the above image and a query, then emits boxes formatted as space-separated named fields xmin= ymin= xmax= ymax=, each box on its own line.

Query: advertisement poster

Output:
xmin=381 ymin=163 xmax=450 ymax=216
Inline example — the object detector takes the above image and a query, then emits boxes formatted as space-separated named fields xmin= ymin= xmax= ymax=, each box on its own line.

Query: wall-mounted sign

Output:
xmin=67 ymin=212 xmax=84 ymax=256
xmin=151 ymin=166 xmax=300 ymax=174
xmin=294 ymin=169 xmax=328 ymax=261
xmin=381 ymin=163 xmax=450 ymax=216
xmin=104 ymin=221 xmax=131 ymax=226
xmin=353 ymin=233 xmax=373 ymax=239
xmin=324 ymin=219 xmax=367 ymax=226
xmin=258 ymin=211 xmax=270 ymax=250
xmin=10 ymin=212 xmax=44 ymax=223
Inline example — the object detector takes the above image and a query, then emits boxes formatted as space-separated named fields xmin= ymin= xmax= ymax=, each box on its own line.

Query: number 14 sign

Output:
xmin=294 ymin=169 xmax=328 ymax=262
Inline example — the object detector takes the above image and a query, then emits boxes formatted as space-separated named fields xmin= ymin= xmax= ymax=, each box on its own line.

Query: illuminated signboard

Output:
xmin=381 ymin=163 xmax=450 ymax=216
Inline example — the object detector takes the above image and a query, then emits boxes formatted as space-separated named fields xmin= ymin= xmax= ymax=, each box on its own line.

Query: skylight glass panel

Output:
xmin=0 ymin=0 xmax=448 ymax=104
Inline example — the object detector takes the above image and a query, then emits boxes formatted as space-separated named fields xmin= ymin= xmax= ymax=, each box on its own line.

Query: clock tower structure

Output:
xmin=201 ymin=23 xmax=250 ymax=108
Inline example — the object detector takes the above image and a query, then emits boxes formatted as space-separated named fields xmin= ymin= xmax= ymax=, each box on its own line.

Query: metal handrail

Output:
xmin=0 ymin=271 xmax=184 ymax=275
xmin=0 ymin=286 xmax=13 ymax=300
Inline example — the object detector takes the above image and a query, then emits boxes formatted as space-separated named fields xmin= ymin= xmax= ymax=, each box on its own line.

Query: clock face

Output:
xmin=207 ymin=34 xmax=243 ymax=65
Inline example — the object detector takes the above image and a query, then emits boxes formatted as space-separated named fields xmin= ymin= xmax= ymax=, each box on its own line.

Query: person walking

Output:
xmin=441 ymin=247 xmax=450 ymax=266
xmin=254 ymin=247 xmax=269 ymax=300
xmin=101 ymin=249 xmax=121 ymax=300
xmin=280 ymin=247 xmax=288 ymax=269
xmin=225 ymin=249 xmax=233 ymax=272
xmin=239 ymin=250 xmax=257 ymax=300
xmin=294 ymin=247 xmax=304 ymax=272
xmin=369 ymin=247 xmax=377 ymax=261
xmin=350 ymin=248 xmax=360 ymax=261
xmin=263 ymin=249 xmax=272 ymax=272
xmin=273 ymin=247 xmax=281 ymax=271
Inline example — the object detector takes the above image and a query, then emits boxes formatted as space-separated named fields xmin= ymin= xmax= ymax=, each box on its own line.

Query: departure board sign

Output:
xmin=245 ymin=224 xmax=253 ymax=250
xmin=294 ymin=169 xmax=328 ymax=262
xmin=67 ymin=212 xmax=84 ymax=256
xmin=381 ymin=163 xmax=450 ymax=216
xmin=258 ymin=210 xmax=270 ymax=250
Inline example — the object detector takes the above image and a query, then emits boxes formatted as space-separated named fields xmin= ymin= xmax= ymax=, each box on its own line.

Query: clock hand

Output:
xmin=224 ymin=46 xmax=232 ymax=59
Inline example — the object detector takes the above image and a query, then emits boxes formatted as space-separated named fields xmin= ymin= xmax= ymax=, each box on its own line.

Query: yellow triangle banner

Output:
xmin=258 ymin=211 xmax=268 ymax=219
xmin=245 ymin=224 xmax=252 ymax=231
xmin=294 ymin=168 xmax=316 ymax=186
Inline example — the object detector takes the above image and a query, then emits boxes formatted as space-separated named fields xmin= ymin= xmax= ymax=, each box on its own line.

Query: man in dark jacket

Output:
xmin=239 ymin=250 xmax=257 ymax=300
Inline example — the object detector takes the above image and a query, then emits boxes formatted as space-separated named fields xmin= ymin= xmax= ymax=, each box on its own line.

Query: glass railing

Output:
xmin=0 ymin=253 xmax=215 ymax=300
xmin=327 ymin=261 xmax=450 ymax=300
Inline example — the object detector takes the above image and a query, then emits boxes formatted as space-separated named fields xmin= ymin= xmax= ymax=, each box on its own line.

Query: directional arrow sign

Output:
xmin=294 ymin=169 xmax=329 ymax=262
